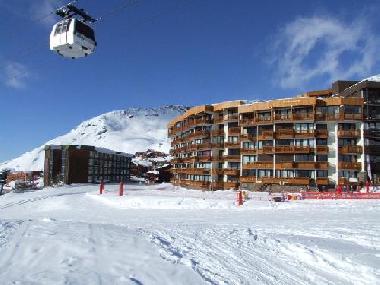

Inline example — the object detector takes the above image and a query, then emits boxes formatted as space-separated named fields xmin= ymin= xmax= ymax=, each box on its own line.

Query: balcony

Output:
xmin=275 ymin=129 xmax=294 ymax=139
xmin=274 ymin=114 xmax=292 ymax=121
xmin=189 ymin=180 xmax=211 ymax=188
xmin=292 ymin=113 xmax=314 ymax=121
xmin=258 ymin=131 xmax=274 ymax=140
xmin=214 ymin=117 xmax=224 ymax=124
xmin=260 ymin=177 xmax=281 ymax=184
xmin=337 ymin=130 xmax=360 ymax=137
xmin=187 ymin=118 xmax=213 ymax=127
xmin=316 ymin=178 xmax=329 ymax=185
xmin=211 ymin=168 xmax=224 ymax=175
xmin=257 ymin=146 xmax=274 ymax=154
xmin=239 ymin=118 xmax=256 ymax=126
xmin=275 ymin=162 xmax=294 ymax=169
xmin=240 ymin=176 xmax=257 ymax=183
xmin=224 ymin=114 xmax=239 ymax=121
xmin=338 ymin=162 xmax=361 ymax=170
xmin=241 ymin=148 xmax=257 ymax=155
xmin=228 ymin=127 xmax=241 ymax=135
xmin=282 ymin=177 xmax=310 ymax=185
xmin=224 ymin=168 xmax=240 ymax=176
xmin=223 ymin=155 xmax=240 ymax=161
xmin=211 ymin=142 xmax=224 ymax=148
xmin=224 ymin=181 xmax=240 ymax=189
xmin=274 ymin=146 xmax=311 ymax=154
xmin=316 ymin=145 xmax=329 ymax=153
xmin=243 ymin=162 xmax=273 ymax=169
xmin=196 ymin=143 xmax=213 ymax=150
xmin=255 ymin=116 xmax=273 ymax=124
xmin=211 ymin=129 xmax=224 ymax=136
xmin=225 ymin=141 xmax=241 ymax=148
xmin=316 ymin=113 xmax=362 ymax=121
xmin=211 ymin=156 xmax=223 ymax=162
xmin=343 ymin=113 xmax=362 ymax=120
xmin=315 ymin=129 xmax=328 ymax=138
xmin=182 ymin=168 xmax=211 ymax=175
xmin=294 ymin=131 xmax=315 ymax=138
xmin=197 ymin=156 xmax=212 ymax=162
xmin=339 ymin=145 xmax=363 ymax=154
xmin=240 ymin=134 xmax=256 ymax=141
xmin=187 ymin=130 xmax=210 ymax=139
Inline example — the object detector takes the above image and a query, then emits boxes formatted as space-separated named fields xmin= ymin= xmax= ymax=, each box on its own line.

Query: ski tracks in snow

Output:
xmin=138 ymin=225 xmax=379 ymax=285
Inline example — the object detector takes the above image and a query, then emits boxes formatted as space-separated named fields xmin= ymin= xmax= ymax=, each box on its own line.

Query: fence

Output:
xmin=301 ymin=192 xmax=380 ymax=200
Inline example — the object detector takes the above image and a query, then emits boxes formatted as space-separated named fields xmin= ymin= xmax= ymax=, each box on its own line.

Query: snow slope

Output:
xmin=0 ymin=184 xmax=378 ymax=284
xmin=0 ymin=105 xmax=187 ymax=171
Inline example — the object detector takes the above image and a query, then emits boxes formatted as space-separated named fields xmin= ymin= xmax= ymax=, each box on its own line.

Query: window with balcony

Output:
xmin=228 ymin=149 xmax=240 ymax=155
xmin=316 ymin=155 xmax=328 ymax=161
xmin=316 ymin=170 xmax=328 ymax=177
xmin=295 ymin=170 xmax=315 ymax=178
xmin=228 ymin=136 xmax=239 ymax=143
xmin=243 ymin=142 xmax=255 ymax=149
xmin=295 ymin=139 xmax=315 ymax=147
xmin=295 ymin=123 xmax=314 ymax=133
xmin=242 ymin=155 xmax=256 ymax=164
xmin=258 ymin=169 xmax=273 ymax=177
xmin=316 ymin=138 xmax=327 ymax=145
xmin=276 ymin=139 xmax=293 ymax=146
xmin=295 ymin=154 xmax=314 ymax=161
xmin=276 ymin=170 xmax=294 ymax=178
xmin=228 ymin=162 xmax=240 ymax=169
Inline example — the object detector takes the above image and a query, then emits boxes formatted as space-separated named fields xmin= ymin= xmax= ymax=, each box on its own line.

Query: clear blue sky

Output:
xmin=1 ymin=0 xmax=379 ymax=162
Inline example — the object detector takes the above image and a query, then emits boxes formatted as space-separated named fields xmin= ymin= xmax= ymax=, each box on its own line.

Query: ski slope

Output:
xmin=0 ymin=184 xmax=379 ymax=284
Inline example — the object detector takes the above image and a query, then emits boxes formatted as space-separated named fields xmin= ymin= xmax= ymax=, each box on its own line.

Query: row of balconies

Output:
xmin=242 ymin=161 xmax=328 ymax=170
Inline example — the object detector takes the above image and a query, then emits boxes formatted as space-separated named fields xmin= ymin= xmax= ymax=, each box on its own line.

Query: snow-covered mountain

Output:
xmin=0 ymin=105 xmax=187 ymax=171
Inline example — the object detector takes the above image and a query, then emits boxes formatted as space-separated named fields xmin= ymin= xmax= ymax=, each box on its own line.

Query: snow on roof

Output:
xmin=147 ymin=170 xmax=159 ymax=175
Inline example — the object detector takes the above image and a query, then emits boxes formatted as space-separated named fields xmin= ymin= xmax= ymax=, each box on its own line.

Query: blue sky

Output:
xmin=1 ymin=0 xmax=379 ymax=162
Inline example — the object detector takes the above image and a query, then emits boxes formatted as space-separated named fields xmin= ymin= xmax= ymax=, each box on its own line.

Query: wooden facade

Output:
xmin=168 ymin=80 xmax=379 ymax=190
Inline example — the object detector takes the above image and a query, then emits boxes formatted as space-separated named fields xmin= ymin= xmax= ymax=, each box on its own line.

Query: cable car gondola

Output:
xmin=50 ymin=2 xmax=97 ymax=59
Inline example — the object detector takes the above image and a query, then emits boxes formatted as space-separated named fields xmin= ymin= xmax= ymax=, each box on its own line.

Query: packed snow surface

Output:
xmin=0 ymin=105 xmax=186 ymax=171
xmin=0 ymin=183 xmax=379 ymax=284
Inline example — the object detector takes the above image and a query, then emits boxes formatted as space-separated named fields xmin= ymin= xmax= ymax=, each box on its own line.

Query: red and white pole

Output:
xmin=119 ymin=180 xmax=124 ymax=196
xmin=99 ymin=179 xmax=104 ymax=195
xmin=236 ymin=191 xmax=243 ymax=206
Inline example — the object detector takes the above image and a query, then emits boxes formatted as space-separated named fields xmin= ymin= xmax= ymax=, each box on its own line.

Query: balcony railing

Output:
xmin=225 ymin=141 xmax=241 ymax=148
xmin=275 ymin=129 xmax=294 ymax=138
xmin=241 ymin=148 xmax=257 ymax=155
xmin=187 ymin=130 xmax=210 ymax=139
xmin=274 ymin=114 xmax=292 ymax=121
xmin=224 ymin=168 xmax=240 ymax=176
xmin=258 ymin=131 xmax=274 ymax=140
xmin=282 ymin=177 xmax=310 ymax=185
xmin=211 ymin=129 xmax=224 ymax=136
xmin=275 ymin=162 xmax=294 ymax=169
xmin=228 ymin=127 xmax=241 ymax=134
xmin=214 ymin=117 xmax=224 ymax=124
xmin=294 ymin=131 xmax=315 ymax=138
xmin=211 ymin=168 xmax=224 ymax=175
xmin=224 ymin=181 xmax=240 ymax=189
xmin=240 ymin=134 xmax=256 ymax=141
xmin=239 ymin=118 xmax=256 ymax=126
xmin=337 ymin=130 xmax=360 ymax=137
xmin=316 ymin=113 xmax=362 ymax=121
xmin=223 ymin=155 xmax=241 ymax=161
xmin=274 ymin=146 xmax=311 ymax=154
xmin=240 ymin=176 xmax=257 ymax=183
xmin=255 ymin=116 xmax=273 ymax=123
xmin=339 ymin=145 xmax=363 ymax=154
xmin=315 ymin=129 xmax=328 ymax=137
xmin=257 ymin=146 xmax=274 ymax=154
xmin=292 ymin=113 xmax=314 ymax=121
xmin=243 ymin=162 xmax=273 ymax=169
xmin=224 ymin=114 xmax=239 ymax=121
xmin=316 ymin=145 xmax=329 ymax=153
xmin=316 ymin=178 xmax=329 ymax=185
xmin=197 ymin=156 xmax=212 ymax=162
xmin=338 ymin=162 xmax=361 ymax=170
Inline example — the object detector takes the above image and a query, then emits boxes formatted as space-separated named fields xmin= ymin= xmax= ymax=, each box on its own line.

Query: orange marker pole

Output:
xmin=119 ymin=180 xmax=124 ymax=196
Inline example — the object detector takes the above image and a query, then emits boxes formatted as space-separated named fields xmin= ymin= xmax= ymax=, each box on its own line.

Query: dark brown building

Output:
xmin=44 ymin=145 xmax=132 ymax=186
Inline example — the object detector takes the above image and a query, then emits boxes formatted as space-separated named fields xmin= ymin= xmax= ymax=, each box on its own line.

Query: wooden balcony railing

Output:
xmin=339 ymin=145 xmax=363 ymax=154
xmin=316 ymin=145 xmax=329 ymax=153
xmin=260 ymin=177 xmax=281 ymax=184
xmin=338 ymin=162 xmax=361 ymax=170
xmin=181 ymin=168 xmax=211 ymax=175
xmin=255 ymin=116 xmax=273 ymax=123
xmin=240 ymin=134 xmax=256 ymax=141
xmin=257 ymin=146 xmax=274 ymax=154
xmin=240 ymin=176 xmax=257 ymax=183
xmin=211 ymin=142 xmax=225 ymax=148
xmin=211 ymin=129 xmax=224 ymax=136
xmin=187 ymin=130 xmax=210 ymax=139
xmin=243 ymin=162 xmax=273 ymax=169
xmin=228 ymin=127 xmax=241 ymax=134
xmin=316 ymin=113 xmax=362 ymax=121
xmin=211 ymin=168 xmax=224 ymax=175
xmin=239 ymin=119 xmax=255 ymax=126
xmin=275 ymin=129 xmax=294 ymax=138
xmin=294 ymin=131 xmax=315 ymax=138
xmin=197 ymin=156 xmax=212 ymax=162
xmin=315 ymin=129 xmax=328 ymax=137
xmin=275 ymin=162 xmax=294 ymax=169
xmin=214 ymin=117 xmax=224 ymax=124
xmin=282 ymin=177 xmax=310 ymax=185
xmin=224 ymin=168 xmax=240 ymax=176
xmin=225 ymin=142 xmax=241 ymax=148
xmin=258 ymin=131 xmax=274 ymax=140
xmin=316 ymin=178 xmax=329 ymax=185
xmin=241 ymin=148 xmax=257 ymax=155
xmin=274 ymin=146 xmax=311 ymax=154
xmin=274 ymin=114 xmax=292 ymax=121
xmin=292 ymin=113 xmax=314 ymax=121
xmin=224 ymin=181 xmax=240 ymax=189
xmin=223 ymin=155 xmax=241 ymax=161
xmin=224 ymin=114 xmax=239 ymax=121
xmin=337 ymin=130 xmax=360 ymax=137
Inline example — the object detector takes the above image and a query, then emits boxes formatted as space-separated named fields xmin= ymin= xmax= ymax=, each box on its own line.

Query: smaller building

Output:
xmin=44 ymin=145 xmax=132 ymax=186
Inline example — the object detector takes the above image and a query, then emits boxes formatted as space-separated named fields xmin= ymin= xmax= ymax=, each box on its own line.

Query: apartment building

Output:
xmin=168 ymin=79 xmax=380 ymax=190
xmin=44 ymin=145 xmax=131 ymax=186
